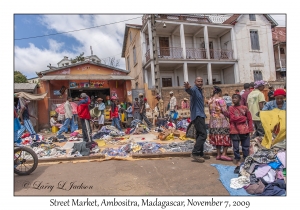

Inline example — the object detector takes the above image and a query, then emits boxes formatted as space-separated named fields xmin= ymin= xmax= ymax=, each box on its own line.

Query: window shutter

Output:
xmin=250 ymin=30 xmax=260 ymax=50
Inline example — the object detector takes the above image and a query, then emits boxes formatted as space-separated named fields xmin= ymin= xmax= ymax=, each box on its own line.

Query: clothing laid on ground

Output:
xmin=208 ymin=97 xmax=231 ymax=147
xmin=260 ymin=109 xmax=286 ymax=149
xmin=262 ymin=100 xmax=286 ymax=111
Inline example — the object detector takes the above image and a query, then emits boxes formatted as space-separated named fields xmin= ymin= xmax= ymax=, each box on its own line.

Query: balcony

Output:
xmin=275 ymin=58 xmax=286 ymax=69
xmin=142 ymin=14 xmax=211 ymax=26
xmin=145 ymin=48 xmax=234 ymax=61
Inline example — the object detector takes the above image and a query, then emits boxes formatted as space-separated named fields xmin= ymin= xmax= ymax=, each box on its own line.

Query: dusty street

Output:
xmin=14 ymin=157 xmax=235 ymax=196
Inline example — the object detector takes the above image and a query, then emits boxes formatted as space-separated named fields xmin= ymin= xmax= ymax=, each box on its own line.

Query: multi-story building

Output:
xmin=272 ymin=27 xmax=286 ymax=80
xmin=138 ymin=14 xmax=277 ymax=90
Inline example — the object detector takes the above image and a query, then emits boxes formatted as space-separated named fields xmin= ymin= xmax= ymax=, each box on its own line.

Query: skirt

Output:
xmin=209 ymin=127 xmax=231 ymax=147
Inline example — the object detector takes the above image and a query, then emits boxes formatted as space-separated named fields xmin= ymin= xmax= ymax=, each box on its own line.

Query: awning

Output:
xmin=40 ymin=74 xmax=134 ymax=81
xmin=14 ymin=83 xmax=37 ymax=93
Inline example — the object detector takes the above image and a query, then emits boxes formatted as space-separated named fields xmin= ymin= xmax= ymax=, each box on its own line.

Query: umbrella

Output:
xmin=55 ymin=102 xmax=78 ymax=115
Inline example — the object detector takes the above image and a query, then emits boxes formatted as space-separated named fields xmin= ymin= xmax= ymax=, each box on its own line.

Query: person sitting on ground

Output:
xmin=97 ymin=98 xmax=105 ymax=131
xmin=181 ymin=98 xmax=190 ymax=109
xmin=262 ymin=89 xmax=286 ymax=111
xmin=223 ymin=93 xmax=232 ymax=108
xmin=228 ymin=94 xmax=254 ymax=174
xmin=50 ymin=114 xmax=62 ymax=128
xmin=125 ymin=102 xmax=133 ymax=128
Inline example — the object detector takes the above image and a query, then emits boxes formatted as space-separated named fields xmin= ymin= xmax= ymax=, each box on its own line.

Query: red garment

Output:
xmin=228 ymin=105 xmax=254 ymax=134
xmin=110 ymin=106 xmax=119 ymax=119
xmin=21 ymin=132 xmax=30 ymax=138
xmin=77 ymin=97 xmax=91 ymax=120
xmin=241 ymin=90 xmax=251 ymax=106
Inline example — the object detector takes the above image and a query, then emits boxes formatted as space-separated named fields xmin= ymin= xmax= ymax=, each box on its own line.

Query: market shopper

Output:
xmin=155 ymin=94 xmax=164 ymax=118
xmin=57 ymin=97 xmax=75 ymax=135
xmin=17 ymin=97 xmax=38 ymax=140
xmin=184 ymin=77 xmax=210 ymax=163
xmin=168 ymin=91 xmax=177 ymax=122
xmin=97 ymin=98 xmax=105 ymax=131
xmin=262 ymin=89 xmax=286 ymax=111
xmin=125 ymin=102 xmax=133 ymax=128
xmin=14 ymin=104 xmax=21 ymax=143
xmin=228 ymin=94 xmax=254 ymax=173
xmin=268 ymin=86 xmax=275 ymax=101
xmin=139 ymin=93 xmax=153 ymax=129
xmin=77 ymin=93 xmax=92 ymax=142
xmin=241 ymin=83 xmax=251 ymax=106
xmin=181 ymin=98 xmax=190 ymax=109
xmin=133 ymin=97 xmax=140 ymax=120
xmin=223 ymin=93 xmax=232 ymax=108
xmin=247 ymin=80 xmax=266 ymax=137
xmin=208 ymin=86 xmax=232 ymax=161
xmin=110 ymin=96 xmax=122 ymax=131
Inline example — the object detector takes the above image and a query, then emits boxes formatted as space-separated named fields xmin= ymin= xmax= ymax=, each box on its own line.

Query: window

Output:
xmin=127 ymin=56 xmax=130 ymax=71
xmin=253 ymin=70 xmax=263 ymax=81
xmin=250 ymin=30 xmax=260 ymax=50
xmin=249 ymin=14 xmax=256 ymax=21
xmin=159 ymin=37 xmax=170 ymax=56
xmin=133 ymin=46 xmax=137 ymax=65
xmin=162 ymin=78 xmax=172 ymax=87
xmin=280 ymin=48 xmax=285 ymax=54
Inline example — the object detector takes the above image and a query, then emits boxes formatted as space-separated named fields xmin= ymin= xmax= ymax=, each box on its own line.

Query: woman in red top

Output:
xmin=110 ymin=96 xmax=122 ymax=131
xmin=229 ymin=94 xmax=254 ymax=173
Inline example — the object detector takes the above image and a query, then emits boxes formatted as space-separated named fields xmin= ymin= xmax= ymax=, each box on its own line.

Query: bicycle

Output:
xmin=14 ymin=145 xmax=38 ymax=175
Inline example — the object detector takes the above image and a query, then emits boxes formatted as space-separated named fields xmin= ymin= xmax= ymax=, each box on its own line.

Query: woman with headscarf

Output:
xmin=262 ymin=89 xmax=286 ymax=111
xmin=208 ymin=86 xmax=232 ymax=161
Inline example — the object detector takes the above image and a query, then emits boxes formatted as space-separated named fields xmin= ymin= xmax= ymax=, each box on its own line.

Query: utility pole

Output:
xmin=151 ymin=14 xmax=161 ymax=95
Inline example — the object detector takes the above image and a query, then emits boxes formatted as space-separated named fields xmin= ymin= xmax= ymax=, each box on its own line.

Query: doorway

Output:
xmin=70 ymin=88 xmax=110 ymax=102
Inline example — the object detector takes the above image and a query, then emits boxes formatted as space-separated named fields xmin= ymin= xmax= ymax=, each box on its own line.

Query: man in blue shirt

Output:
xmin=184 ymin=77 xmax=210 ymax=163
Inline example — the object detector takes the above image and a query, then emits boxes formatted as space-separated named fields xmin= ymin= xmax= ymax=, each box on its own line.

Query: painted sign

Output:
xmin=69 ymin=82 xmax=78 ymax=88
xmin=90 ymin=81 xmax=106 ymax=88
xmin=53 ymin=90 xmax=62 ymax=96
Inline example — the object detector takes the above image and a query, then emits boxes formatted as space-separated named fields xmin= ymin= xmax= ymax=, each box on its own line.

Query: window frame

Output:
xmin=253 ymin=70 xmax=263 ymax=81
xmin=250 ymin=29 xmax=260 ymax=51
xmin=249 ymin=14 xmax=256 ymax=21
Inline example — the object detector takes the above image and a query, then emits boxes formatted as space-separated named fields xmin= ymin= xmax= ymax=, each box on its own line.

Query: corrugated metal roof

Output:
xmin=14 ymin=83 xmax=37 ymax=92
xmin=40 ymin=74 xmax=134 ymax=81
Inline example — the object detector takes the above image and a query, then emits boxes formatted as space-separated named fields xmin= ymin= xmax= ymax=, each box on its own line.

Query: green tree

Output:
xmin=14 ymin=71 xmax=28 ymax=83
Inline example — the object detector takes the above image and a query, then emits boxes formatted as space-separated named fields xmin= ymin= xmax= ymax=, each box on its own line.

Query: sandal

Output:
xmin=216 ymin=155 xmax=221 ymax=160
xmin=221 ymin=155 xmax=233 ymax=161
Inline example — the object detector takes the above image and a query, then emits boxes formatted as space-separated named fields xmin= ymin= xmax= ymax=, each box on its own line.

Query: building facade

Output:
xmin=36 ymin=57 xmax=133 ymax=129
xmin=272 ymin=27 xmax=286 ymax=80
xmin=138 ymin=14 xmax=277 ymax=90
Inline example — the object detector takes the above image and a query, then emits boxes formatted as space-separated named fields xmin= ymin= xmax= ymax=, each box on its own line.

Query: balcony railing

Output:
xmin=142 ymin=14 xmax=210 ymax=25
xmin=209 ymin=49 xmax=234 ymax=60
xmin=145 ymin=49 xmax=150 ymax=62
xmin=144 ymin=48 xmax=234 ymax=61
xmin=186 ymin=48 xmax=207 ymax=59
xmin=275 ymin=58 xmax=286 ymax=68
xmin=158 ymin=47 xmax=183 ymax=59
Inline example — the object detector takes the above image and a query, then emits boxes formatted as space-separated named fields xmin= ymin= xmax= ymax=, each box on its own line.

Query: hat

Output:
xmin=97 ymin=98 xmax=103 ymax=101
xmin=155 ymin=94 xmax=161 ymax=98
xmin=183 ymin=98 xmax=188 ymax=101
xmin=254 ymin=80 xmax=266 ymax=89
xmin=74 ymin=97 xmax=80 ymax=101
xmin=169 ymin=91 xmax=174 ymax=94
xmin=111 ymin=96 xmax=117 ymax=100
xmin=245 ymin=179 xmax=265 ymax=194
xmin=139 ymin=93 xmax=144 ymax=96
xmin=274 ymin=89 xmax=286 ymax=97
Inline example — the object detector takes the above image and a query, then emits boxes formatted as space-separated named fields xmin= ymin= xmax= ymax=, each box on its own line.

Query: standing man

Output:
xmin=184 ymin=77 xmax=210 ymax=163
xmin=133 ymin=97 xmax=140 ymax=120
xmin=240 ymin=83 xmax=251 ymax=106
xmin=247 ymin=80 xmax=266 ymax=137
xmin=268 ymin=86 xmax=275 ymax=101
xmin=168 ymin=91 xmax=177 ymax=122
xmin=57 ymin=97 xmax=75 ymax=136
xmin=139 ymin=93 xmax=153 ymax=129
xmin=97 ymin=98 xmax=105 ymax=131
xmin=17 ymin=97 xmax=38 ymax=140
xmin=77 ymin=93 xmax=92 ymax=142
xmin=155 ymin=94 xmax=164 ymax=118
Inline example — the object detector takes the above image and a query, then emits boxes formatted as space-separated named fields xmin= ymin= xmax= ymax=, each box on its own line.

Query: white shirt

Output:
xmin=170 ymin=96 xmax=177 ymax=111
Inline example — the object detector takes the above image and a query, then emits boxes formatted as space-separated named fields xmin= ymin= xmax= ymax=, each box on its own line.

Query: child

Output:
xmin=228 ymin=94 xmax=254 ymax=174
xmin=125 ymin=102 xmax=133 ymax=128
xmin=50 ymin=114 xmax=62 ymax=128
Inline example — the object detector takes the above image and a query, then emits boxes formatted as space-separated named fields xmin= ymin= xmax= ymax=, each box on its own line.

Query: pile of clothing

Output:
xmin=92 ymin=125 xmax=125 ymax=140
xmin=176 ymin=118 xmax=191 ymax=132
xmin=125 ymin=119 xmax=150 ymax=135
xmin=230 ymin=142 xmax=286 ymax=196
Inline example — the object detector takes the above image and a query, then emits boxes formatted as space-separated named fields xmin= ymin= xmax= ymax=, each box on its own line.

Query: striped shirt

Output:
xmin=185 ymin=85 xmax=206 ymax=121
